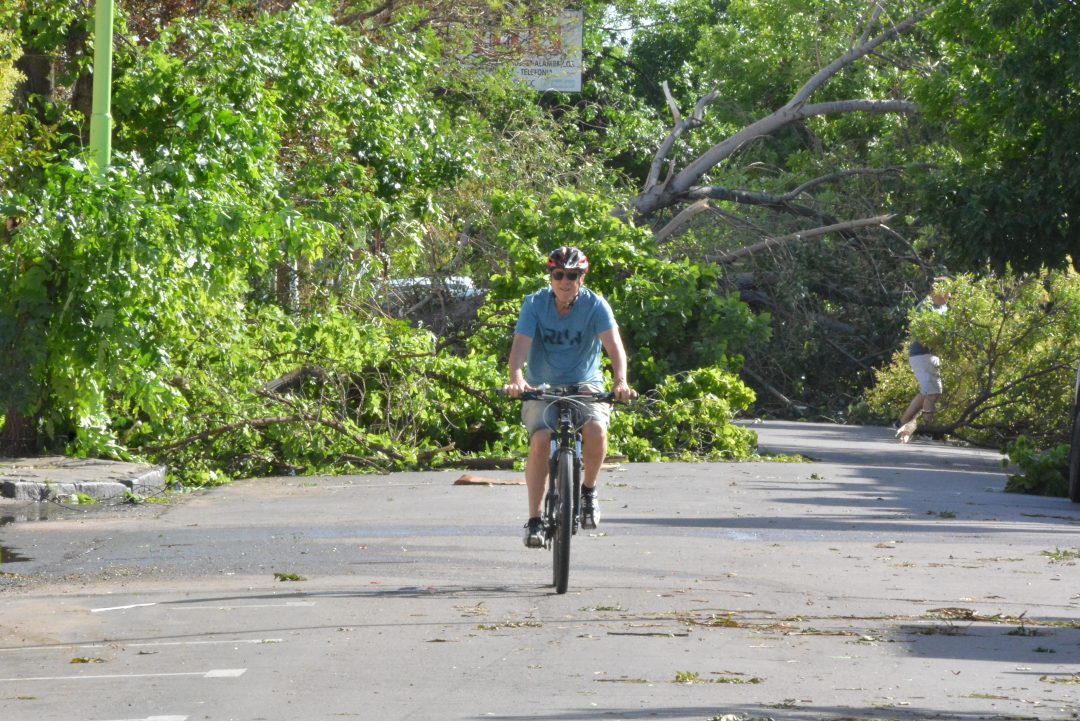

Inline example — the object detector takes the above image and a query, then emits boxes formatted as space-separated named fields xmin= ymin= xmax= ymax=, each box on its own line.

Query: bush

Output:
xmin=611 ymin=367 xmax=758 ymax=462
xmin=866 ymin=268 xmax=1080 ymax=448
xmin=1003 ymin=437 xmax=1070 ymax=497
xmin=477 ymin=190 xmax=766 ymax=461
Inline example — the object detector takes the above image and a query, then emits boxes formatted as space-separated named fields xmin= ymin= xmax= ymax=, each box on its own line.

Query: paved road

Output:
xmin=0 ymin=421 xmax=1078 ymax=721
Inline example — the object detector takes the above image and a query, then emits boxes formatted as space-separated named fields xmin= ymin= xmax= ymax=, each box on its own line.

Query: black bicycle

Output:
xmin=511 ymin=385 xmax=615 ymax=594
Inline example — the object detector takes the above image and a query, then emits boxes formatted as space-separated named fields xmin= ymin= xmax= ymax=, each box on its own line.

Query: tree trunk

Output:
xmin=13 ymin=50 xmax=54 ymax=110
xmin=0 ymin=407 xmax=38 ymax=457
xmin=67 ymin=23 xmax=93 ymax=138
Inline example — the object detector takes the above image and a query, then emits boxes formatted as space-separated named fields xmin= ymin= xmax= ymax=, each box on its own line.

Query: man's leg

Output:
xmin=526 ymin=430 xmax=551 ymax=517
xmin=579 ymin=421 xmax=607 ymax=529
xmin=901 ymin=393 xmax=925 ymax=425
xmin=522 ymin=430 xmax=551 ymax=548
xmin=920 ymin=393 xmax=940 ymax=426
xmin=580 ymin=421 xmax=607 ymax=490
xmin=896 ymin=393 xmax=924 ymax=442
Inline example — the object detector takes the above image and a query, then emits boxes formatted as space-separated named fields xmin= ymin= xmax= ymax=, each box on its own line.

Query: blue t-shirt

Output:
xmin=514 ymin=287 xmax=617 ymax=386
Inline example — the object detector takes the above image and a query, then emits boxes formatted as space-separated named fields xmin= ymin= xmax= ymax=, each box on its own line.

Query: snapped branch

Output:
xmin=633 ymin=3 xmax=935 ymax=225
xmin=704 ymin=215 xmax=893 ymax=264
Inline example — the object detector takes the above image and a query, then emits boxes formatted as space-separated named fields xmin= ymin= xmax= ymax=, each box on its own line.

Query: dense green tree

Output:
xmin=572 ymin=0 xmax=939 ymax=416
xmin=914 ymin=0 xmax=1079 ymax=272
xmin=0 ymin=32 xmax=23 ymax=195
xmin=0 ymin=2 xmax=484 ymax=466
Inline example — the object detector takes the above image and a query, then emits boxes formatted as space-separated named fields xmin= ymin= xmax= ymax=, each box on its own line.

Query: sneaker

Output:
xmin=523 ymin=517 xmax=544 ymax=548
xmin=895 ymin=419 xmax=917 ymax=444
xmin=580 ymin=490 xmax=599 ymax=530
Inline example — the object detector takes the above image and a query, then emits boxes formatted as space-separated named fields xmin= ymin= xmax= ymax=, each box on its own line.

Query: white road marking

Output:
xmin=91 ymin=603 xmax=158 ymax=613
xmin=97 ymin=638 xmax=282 ymax=649
xmin=168 ymin=601 xmax=316 ymax=610
xmin=98 ymin=716 xmax=187 ymax=721
xmin=90 ymin=600 xmax=314 ymax=613
xmin=0 ymin=638 xmax=282 ymax=653
xmin=0 ymin=668 xmax=247 ymax=682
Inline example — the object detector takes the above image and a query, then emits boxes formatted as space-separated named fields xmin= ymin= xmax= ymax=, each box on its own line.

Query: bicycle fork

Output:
xmin=545 ymin=436 xmax=584 ymax=544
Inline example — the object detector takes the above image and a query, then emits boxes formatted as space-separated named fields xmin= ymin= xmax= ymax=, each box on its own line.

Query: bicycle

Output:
xmin=506 ymin=385 xmax=616 ymax=594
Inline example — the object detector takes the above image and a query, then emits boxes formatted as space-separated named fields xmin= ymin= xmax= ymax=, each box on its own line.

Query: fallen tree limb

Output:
xmin=704 ymin=215 xmax=893 ymax=264
xmin=137 ymin=416 xmax=304 ymax=455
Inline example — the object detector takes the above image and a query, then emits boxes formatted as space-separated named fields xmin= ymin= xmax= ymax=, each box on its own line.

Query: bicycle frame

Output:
xmin=544 ymin=393 xmax=585 ymax=541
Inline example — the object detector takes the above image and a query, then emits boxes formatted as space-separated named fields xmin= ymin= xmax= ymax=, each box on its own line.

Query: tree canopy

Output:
xmin=915 ymin=0 xmax=1079 ymax=273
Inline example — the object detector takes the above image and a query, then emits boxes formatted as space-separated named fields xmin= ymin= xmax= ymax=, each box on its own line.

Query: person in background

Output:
xmin=897 ymin=278 xmax=951 ymax=443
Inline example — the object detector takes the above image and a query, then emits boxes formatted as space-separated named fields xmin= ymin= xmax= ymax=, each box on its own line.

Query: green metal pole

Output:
xmin=88 ymin=0 xmax=114 ymax=172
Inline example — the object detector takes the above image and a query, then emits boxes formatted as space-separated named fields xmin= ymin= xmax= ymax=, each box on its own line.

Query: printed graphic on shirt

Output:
xmin=543 ymin=328 xmax=584 ymax=347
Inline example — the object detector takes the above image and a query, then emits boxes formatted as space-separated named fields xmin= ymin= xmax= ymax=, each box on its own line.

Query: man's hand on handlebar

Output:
xmin=502 ymin=378 xmax=534 ymax=399
xmin=502 ymin=379 xmax=638 ymax=403
xmin=612 ymin=379 xmax=637 ymax=403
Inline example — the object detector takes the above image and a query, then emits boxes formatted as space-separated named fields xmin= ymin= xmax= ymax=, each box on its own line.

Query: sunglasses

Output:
xmin=550 ymin=270 xmax=582 ymax=281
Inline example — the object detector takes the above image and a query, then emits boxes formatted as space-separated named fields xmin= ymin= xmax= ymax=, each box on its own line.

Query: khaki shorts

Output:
xmin=522 ymin=384 xmax=611 ymax=436
xmin=909 ymin=353 xmax=943 ymax=395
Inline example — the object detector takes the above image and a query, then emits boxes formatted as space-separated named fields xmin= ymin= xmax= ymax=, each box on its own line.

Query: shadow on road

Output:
xmin=895 ymin=622 xmax=1080 ymax=666
xmin=477 ymin=703 xmax=1058 ymax=721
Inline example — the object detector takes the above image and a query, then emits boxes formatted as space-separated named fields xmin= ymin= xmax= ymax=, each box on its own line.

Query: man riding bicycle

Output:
xmin=502 ymin=247 xmax=636 ymax=548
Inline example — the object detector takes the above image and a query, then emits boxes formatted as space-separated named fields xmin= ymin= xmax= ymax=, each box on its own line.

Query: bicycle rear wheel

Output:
xmin=552 ymin=447 xmax=574 ymax=593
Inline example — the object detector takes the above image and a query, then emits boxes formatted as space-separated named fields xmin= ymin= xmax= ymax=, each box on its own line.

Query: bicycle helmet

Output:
xmin=546 ymin=246 xmax=590 ymax=273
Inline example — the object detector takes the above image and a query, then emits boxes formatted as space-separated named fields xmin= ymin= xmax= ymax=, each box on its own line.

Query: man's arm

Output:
xmin=599 ymin=328 xmax=635 ymax=402
xmin=504 ymin=333 xmax=533 ymax=398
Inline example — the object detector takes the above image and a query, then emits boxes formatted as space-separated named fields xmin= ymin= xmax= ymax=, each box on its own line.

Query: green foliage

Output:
xmin=111 ymin=2 xmax=475 ymax=273
xmin=585 ymin=0 xmax=934 ymax=421
xmin=0 ymin=2 xmax=509 ymax=479
xmin=914 ymin=0 xmax=1080 ymax=272
xmin=674 ymin=670 xmax=701 ymax=684
xmin=693 ymin=0 xmax=926 ymax=154
xmin=867 ymin=269 xmax=1080 ymax=447
xmin=472 ymin=189 xmax=765 ymax=461
xmin=481 ymin=189 xmax=770 ymax=386
xmin=1003 ymin=436 xmax=1069 ymax=497
xmin=273 ymin=571 xmax=306 ymax=582
xmin=0 ymin=31 xmax=22 ymax=111
xmin=72 ymin=492 xmax=96 ymax=505
xmin=698 ymin=0 xmax=879 ymax=110
xmin=613 ymin=257 xmax=769 ymax=387
xmin=611 ymin=367 xmax=758 ymax=461
xmin=15 ymin=0 xmax=1042 ymax=479
xmin=1 ymin=0 xmax=84 ymax=59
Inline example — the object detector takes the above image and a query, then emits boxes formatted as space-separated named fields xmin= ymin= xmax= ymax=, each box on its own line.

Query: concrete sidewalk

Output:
xmin=0 ymin=456 xmax=166 ymax=503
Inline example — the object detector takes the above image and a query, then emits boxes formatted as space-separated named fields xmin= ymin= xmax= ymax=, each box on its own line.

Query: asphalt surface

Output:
xmin=0 ymin=420 xmax=1078 ymax=721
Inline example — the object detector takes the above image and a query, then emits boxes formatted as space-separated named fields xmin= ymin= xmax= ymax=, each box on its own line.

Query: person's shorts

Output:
xmin=908 ymin=353 xmax=943 ymax=395
xmin=522 ymin=384 xmax=612 ymax=436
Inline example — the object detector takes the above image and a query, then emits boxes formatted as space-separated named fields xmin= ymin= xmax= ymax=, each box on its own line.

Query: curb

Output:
xmin=0 ymin=457 xmax=168 ymax=503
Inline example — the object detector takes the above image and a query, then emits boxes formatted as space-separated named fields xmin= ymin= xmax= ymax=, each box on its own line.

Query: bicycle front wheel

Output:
xmin=552 ymin=447 xmax=574 ymax=593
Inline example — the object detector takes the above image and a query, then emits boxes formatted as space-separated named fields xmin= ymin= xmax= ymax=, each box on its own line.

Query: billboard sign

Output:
xmin=476 ymin=11 xmax=584 ymax=93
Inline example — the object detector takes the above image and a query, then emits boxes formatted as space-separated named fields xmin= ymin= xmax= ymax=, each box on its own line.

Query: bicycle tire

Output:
xmin=552 ymin=447 xmax=574 ymax=593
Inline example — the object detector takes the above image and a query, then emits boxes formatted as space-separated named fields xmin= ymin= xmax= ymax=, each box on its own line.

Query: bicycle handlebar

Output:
xmin=497 ymin=386 xmax=617 ymax=403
